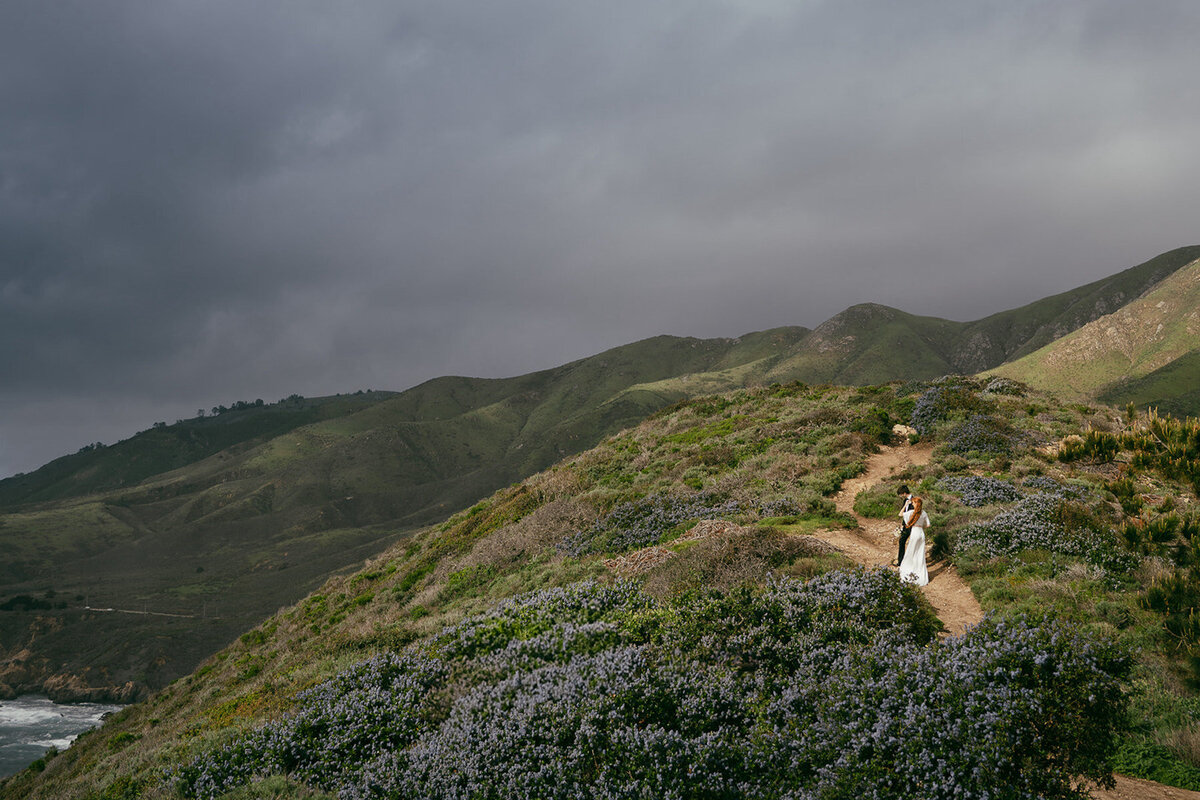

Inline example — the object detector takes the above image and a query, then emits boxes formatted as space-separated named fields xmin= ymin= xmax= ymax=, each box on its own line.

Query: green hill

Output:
xmin=0 ymin=393 xmax=398 ymax=508
xmin=761 ymin=245 xmax=1200 ymax=385
xmin=0 ymin=332 xmax=809 ymax=701
xmin=2 ymin=246 xmax=1197 ymax=708
xmin=6 ymin=377 xmax=1200 ymax=797
xmin=957 ymin=244 xmax=1200 ymax=368
xmin=987 ymin=254 xmax=1200 ymax=414
xmin=764 ymin=303 xmax=961 ymax=384
xmin=1099 ymin=349 xmax=1200 ymax=418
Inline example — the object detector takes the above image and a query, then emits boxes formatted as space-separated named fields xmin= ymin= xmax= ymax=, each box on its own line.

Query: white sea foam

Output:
xmin=31 ymin=737 xmax=76 ymax=750
xmin=0 ymin=696 xmax=124 ymax=777
xmin=0 ymin=699 xmax=62 ymax=725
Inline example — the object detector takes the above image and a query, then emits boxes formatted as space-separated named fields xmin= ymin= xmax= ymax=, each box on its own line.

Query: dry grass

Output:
xmin=1161 ymin=725 xmax=1200 ymax=768
xmin=641 ymin=525 xmax=836 ymax=599
xmin=1136 ymin=556 xmax=1177 ymax=586
xmin=457 ymin=497 xmax=595 ymax=571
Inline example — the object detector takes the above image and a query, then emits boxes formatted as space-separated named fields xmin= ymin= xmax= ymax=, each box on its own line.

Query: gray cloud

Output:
xmin=3 ymin=0 xmax=1200 ymax=475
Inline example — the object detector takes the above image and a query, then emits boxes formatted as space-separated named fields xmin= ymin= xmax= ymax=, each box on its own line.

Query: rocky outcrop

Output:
xmin=0 ymin=645 xmax=148 ymax=703
xmin=43 ymin=674 xmax=145 ymax=704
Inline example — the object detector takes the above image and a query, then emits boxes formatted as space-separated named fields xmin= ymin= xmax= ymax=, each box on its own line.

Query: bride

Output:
xmin=899 ymin=496 xmax=930 ymax=586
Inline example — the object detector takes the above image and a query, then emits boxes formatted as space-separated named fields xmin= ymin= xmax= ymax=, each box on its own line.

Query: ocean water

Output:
xmin=0 ymin=696 xmax=123 ymax=777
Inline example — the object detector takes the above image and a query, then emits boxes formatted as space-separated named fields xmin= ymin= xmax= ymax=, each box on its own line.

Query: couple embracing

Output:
xmin=893 ymin=485 xmax=929 ymax=586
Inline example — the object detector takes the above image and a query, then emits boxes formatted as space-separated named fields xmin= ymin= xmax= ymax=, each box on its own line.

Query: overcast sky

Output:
xmin=2 ymin=1 xmax=1199 ymax=478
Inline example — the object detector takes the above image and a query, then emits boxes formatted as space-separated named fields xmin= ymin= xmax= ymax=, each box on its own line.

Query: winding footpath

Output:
xmin=828 ymin=440 xmax=981 ymax=636
xmin=819 ymin=440 xmax=1200 ymax=800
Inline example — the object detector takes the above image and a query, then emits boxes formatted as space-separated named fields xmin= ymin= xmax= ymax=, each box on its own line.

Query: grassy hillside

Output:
xmin=613 ymin=246 xmax=1200 ymax=398
xmin=763 ymin=303 xmax=961 ymax=384
xmin=0 ymin=332 xmax=809 ymax=701
xmin=1100 ymin=349 xmax=1200 ymax=419
xmin=987 ymin=255 xmax=1200 ymax=412
xmin=958 ymin=244 xmax=1200 ymax=369
xmin=0 ymin=393 xmax=397 ymax=508
xmin=2 ymin=246 xmax=1197 ymax=707
xmin=6 ymin=377 xmax=1200 ymax=797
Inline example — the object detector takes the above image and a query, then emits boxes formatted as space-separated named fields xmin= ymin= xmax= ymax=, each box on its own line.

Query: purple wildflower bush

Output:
xmin=426 ymin=580 xmax=652 ymax=663
xmin=955 ymin=493 xmax=1136 ymax=573
xmin=175 ymin=570 xmax=1130 ymax=800
xmin=980 ymin=376 xmax=1027 ymax=397
xmin=945 ymin=414 xmax=1025 ymax=455
xmin=909 ymin=380 xmax=988 ymax=437
xmin=174 ymin=652 xmax=450 ymax=798
xmin=758 ymin=496 xmax=803 ymax=518
xmin=1022 ymin=475 xmax=1089 ymax=499
xmin=938 ymin=475 xmax=1023 ymax=507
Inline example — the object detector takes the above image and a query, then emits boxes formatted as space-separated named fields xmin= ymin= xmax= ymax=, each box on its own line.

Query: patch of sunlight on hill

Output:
xmin=987 ymin=256 xmax=1200 ymax=400
xmin=616 ymin=359 xmax=772 ymax=400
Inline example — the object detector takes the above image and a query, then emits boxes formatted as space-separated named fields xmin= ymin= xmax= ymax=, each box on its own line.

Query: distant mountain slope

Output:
xmin=987 ymin=255 xmax=1200 ymax=410
xmin=2 ymin=245 xmax=1197 ymax=701
xmin=0 ymin=330 xmax=808 ymax=700
xmin=763 ymin=303 xmax=960 ymax=384
xmin=955 ymin=244 xmax=1200 ymax=371
xmin=1098 ymin=350 xmax=1200 ymax=418
xmin=619 ymin=246 xmax=1200 ymax=396
xmin=766 ymin=245 xmax=1200 ymax=383
xmin=0 ymin=393 xmax=398 ymax=508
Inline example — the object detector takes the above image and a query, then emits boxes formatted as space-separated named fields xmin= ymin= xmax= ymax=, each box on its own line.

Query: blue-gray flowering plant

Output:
xmin=175 ymin=570 xmax=1130 ymax=800
xmin=938 ymin=475 xmax=1022 ymax=507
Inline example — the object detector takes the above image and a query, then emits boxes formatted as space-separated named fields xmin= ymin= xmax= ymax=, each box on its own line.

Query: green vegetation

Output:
xmin=3 ymin=374 xmax=1199 ymax=798
xmin=4 ymin=248 xmax=1197 ymax=702
xmin=171 ymin=575 xmax=1121 ymax=800
xmin=4 ymin=248 xmax=1200 ymax=795
xmin=1101 ymin=349 xmax=1200 ymax=419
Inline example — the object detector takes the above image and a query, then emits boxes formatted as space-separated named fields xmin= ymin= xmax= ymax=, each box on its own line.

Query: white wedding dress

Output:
xmin=899 ymin=509 xmax=929 ymax=586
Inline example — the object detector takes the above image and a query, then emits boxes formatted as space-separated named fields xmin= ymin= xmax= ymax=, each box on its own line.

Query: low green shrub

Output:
xmin=1111 ymin=739 xmax=1200 ymax=790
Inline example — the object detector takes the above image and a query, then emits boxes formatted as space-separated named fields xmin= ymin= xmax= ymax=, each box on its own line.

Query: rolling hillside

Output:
xmin=5 ymin=376 xmax=1200 ymax=798
xmin=0 ymin=331 xmax=809 ymax=701
xmin=987 ymin=253 xmax=1200 ymax=413
xmin=1 ymin=246 xmax=1197 ymax=705
xmin=765 ymin=244 xmax=1200 ymax=384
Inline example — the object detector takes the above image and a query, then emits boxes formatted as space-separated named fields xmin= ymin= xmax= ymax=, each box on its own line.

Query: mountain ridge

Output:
xmin=6 ymin=374 xmax=1200 ymax=798
xmin=1 ymin=246 xmax=1198 ymax=705
xmin=987 ymin=254 xmax=1200 ymax=403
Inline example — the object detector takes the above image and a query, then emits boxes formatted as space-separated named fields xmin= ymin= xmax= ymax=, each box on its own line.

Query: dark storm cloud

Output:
xmin=3 ymin=0 xmax=1200 ymax=475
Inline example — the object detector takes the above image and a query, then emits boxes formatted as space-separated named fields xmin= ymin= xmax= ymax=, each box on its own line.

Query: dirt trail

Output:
xmin=818 ymin=440 xmax=1200 ymax=800
xmin=823 ymin=440 xmax=982 ymax=636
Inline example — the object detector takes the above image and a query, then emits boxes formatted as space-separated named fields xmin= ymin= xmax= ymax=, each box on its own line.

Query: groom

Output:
xmin=893 ymin=485 xmax=921 ymax=567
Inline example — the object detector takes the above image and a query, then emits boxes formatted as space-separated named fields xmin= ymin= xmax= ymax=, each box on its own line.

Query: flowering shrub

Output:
xmin=938 ymin=476 xmax=1022 ymax=507
xmin=956 ymin=493 xmax=1137 ymax=573
xmin=559 ymin=490 xmax=743 ymax=556
xmin=1022 ymin=475 xmax=1086 ymax=498
xmin=909 ymin=382 xmax=987 ymax=436
xmin=173 ymin=651 xmax=451 ymax=797
xmin=427 ymin=580 xmax=651 ymax=662
xmin=945 ymin=414 xmax=1023 ymax=455
xmin=981 ymin=376 xmax=1027 ymax=396
xmin=759 ymin=496 xmax=802 ymax=517
xmin=175 ymin=571 xmax=1131 ymax=800
xmin=364 ymin=648 xmax=757 ymax=800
